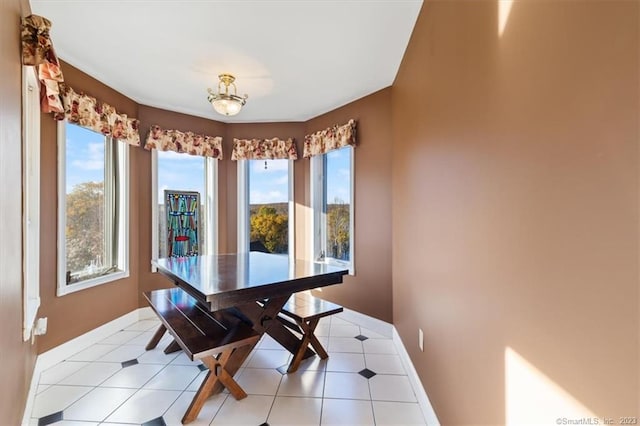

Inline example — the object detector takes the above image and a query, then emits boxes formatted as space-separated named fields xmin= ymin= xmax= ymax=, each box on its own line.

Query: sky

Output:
xmin=157 ymin=150 xmax=205 ymax=201
xmin=66 ymin=123 xmax=351 ymax=206
xmin=325 ymin=147 xmax=351 ymax=204
xmin=65 ymin=123 xmax=106 ymax=193
xmin=249 ymin=159 xmax=289 ymax=204
xmin=157 ymin=153 xmax=351 ymax=206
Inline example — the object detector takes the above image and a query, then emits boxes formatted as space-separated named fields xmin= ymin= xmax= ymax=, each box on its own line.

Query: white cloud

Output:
xmin=71 ymin=142 xmax=104 ymax=170
xmin=327 ymin=148 xmax=348 ymax=160
xmin=158 ymin=150 xmax=203 ymax=164
xmin=157 ymin=174 xmax=205 ymax=200
xmin=250 ymin=190 xmax=287 ymax=204
xmin=273 ymin=174 xmax=290 ymax=185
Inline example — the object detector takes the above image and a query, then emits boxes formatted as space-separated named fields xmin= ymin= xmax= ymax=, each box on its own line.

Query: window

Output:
xmin=57 ymin=122 xmax=129 ymax=295
xmin=151 ymin=150 xmax=217 ymax=262
xmin=237 ymin=159 xmax=294 ymax=257
xmin=22 ymin=66 xmax=40 ymax=340
xmin=311 ymin=146 xmax=354 ymax=273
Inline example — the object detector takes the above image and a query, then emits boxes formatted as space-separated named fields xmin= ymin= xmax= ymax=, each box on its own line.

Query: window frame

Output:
xmin=150 ymin=150 xmax=218 ymax=270
xmin=22 ymin=66 xmax=40 ymax=340
xmin=56 ymin=121 xmax=130 ymax=296
xmin=237 ymin=159 xmax=295 ymax=261
xmin=310 ymin=146 xmax=355 ymax=274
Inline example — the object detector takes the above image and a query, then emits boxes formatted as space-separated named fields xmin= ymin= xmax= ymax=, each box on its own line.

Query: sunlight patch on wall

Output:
xmin=498 ymin=0 xmax=513 ymax=37
xmin=505 ymin=347 xmax=596 ymax=424
xmin=296 ymin=202 xmax=312 ymax=261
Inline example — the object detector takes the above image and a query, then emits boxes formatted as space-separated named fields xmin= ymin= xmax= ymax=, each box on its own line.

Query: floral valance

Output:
xmin=231 ymin=138 xmax=298 ymax=160
xmin=145 ymin=125 xmax=223 ymax=159
xmin=303 ymin=119 xmax=357 ymax=158
xmin=21 ymin=14 xmax=64 ymax=114
xmin=53 ymin=85 xmax=140 ymax=146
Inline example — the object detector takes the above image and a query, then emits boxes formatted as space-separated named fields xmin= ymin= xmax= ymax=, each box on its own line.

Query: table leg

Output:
xmin=240 ymin=296 xmax=316 ymax=360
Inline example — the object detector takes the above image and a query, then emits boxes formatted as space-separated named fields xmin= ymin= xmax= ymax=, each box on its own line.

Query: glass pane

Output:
xmin=157 ymin=151 xmax=205 ymax=257
xmin=65 ymin=124 xmax=106 ymax=282
xmin=324 ymin=147 xmax=351 ymax=261
xmin=248 ymin=159 xmax=289 ymax=254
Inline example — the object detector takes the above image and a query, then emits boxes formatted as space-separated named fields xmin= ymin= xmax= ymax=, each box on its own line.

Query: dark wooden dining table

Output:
xmin=152 ymin=252 xmax=348 ymax=393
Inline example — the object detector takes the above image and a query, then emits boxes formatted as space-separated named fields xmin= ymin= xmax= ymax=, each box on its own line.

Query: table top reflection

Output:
xmin=153 ymin=252 xmax=348 ymax=311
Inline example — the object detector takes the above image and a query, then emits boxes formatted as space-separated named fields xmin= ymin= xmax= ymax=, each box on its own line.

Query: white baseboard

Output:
xmin=21 ymin=308 xmax=149 ymax=425
xmin=339 ymin=308 xmax=440 ymax=425
xmin=22 ymin=306 xmax=440 ymax=426
xmin=137 ymin=306 xmax=155 ymax=320
xmin=338 ymin=308 xmax=394 ymax=338
xmin=393 ymin=327 xmax=440 ymax=426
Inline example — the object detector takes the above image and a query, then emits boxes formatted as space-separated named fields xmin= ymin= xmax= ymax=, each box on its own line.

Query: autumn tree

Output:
xmin=66 ymin=181 xmax=104 ymax=273
xmin=327 ymin=198 xmax=350 ymax=260
xmin=250 ymin=205 xmax=288 ymax=253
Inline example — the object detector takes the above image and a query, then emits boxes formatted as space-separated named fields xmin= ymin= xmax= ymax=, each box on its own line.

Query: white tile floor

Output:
xmin=29 ymin=314 xmax=427 ymax=426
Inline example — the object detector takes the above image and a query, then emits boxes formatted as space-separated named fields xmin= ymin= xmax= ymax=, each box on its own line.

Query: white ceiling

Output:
xmin=30 ymin=1 xmax=423 ymax=123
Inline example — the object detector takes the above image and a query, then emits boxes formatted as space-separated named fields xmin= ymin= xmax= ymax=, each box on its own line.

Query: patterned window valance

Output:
xmin=21 ymin=14 xmax=64 ymax=114
xmin=144 ymin=125 xmax=223 ymax=159
xmin=53 ymin=84 xmax=140 ymax=146
xmin=303 ymin=119 xmax=357 ymax=158
xmin=231 ymin=138 xmax=298 ymax=160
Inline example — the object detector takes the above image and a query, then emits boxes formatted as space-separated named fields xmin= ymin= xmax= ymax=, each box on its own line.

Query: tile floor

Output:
xmin=29 ymin=313 xmax=427 ymax=426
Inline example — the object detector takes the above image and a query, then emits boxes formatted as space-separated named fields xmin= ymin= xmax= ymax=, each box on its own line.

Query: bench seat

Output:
xmin=144 ymin=288 xmax=259 ymax=424
xmin=278 ymin=292 xmax=343 ymax=373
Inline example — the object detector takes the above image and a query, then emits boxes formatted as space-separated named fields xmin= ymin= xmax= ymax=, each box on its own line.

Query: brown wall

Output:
xmin=392 ymin=1 xmax=639 ymax=423
xmin=0 ymin=0 xmax=38 ymax=422
xmin=37 ymin=62 xmax=140 ymax=352
xmin=307 ymin=88 xmax=394 ymax=322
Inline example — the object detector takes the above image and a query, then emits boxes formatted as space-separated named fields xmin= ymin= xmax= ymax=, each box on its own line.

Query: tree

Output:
xmin=66 ymin=181 xmax=104 ymax=274
xmin=327 ymin=197 xmax=350 ymax=260
xmin=250 ymin=205 xmax=288 ymax=253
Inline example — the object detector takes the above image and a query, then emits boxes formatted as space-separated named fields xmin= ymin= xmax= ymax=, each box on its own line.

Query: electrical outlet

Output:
xmin=419 ymin=328 xmax=424 ymax=352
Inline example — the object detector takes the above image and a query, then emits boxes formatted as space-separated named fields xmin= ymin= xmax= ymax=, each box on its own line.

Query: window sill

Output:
xmin=23 ymin=297 xmax=40 ymax=341
xmin=318 ymin=258 xmax=355 ymax=276
xmin=57 ymin=270 xmax=129 ymax=296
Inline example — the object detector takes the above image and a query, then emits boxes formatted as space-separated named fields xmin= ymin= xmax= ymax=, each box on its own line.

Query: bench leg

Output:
xmin=145 ymin=324 xmax=167 ymax=350
xmin=182 ymin=350 xmax=247 ymax=424
xmin=182 ymin=366 xmax=218 ymax=424
xmin=164 ymin=339 xmax=182 ymax=354
xmin=214 ymin=349 xmax=247 ymax=400
xmin=306 ymin=318 xmax=329 ymax=359
xmin=147 ymin=324 xmax=182 ymax=356
xmin=287 ymin=326 xmax=313 ymax=373
xmin=287 ymin=317 xmax=327 ymax=373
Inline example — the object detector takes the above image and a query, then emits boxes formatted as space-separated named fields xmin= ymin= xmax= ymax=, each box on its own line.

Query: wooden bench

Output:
xmin=144 ymin=288 xmax=260 ymax=424
xmin=277 ymin=292 xmax=343 ymax=373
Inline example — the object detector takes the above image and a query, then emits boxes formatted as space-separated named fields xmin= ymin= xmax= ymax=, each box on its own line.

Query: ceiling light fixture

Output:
xmin=207 ymin=73 xmax=248 ymax=117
